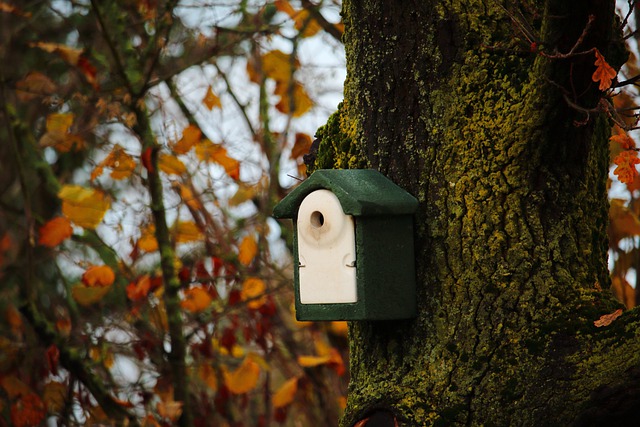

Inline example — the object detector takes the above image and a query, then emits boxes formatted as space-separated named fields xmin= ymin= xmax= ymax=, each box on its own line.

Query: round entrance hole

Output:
xmin=310 ymin=211 xmax=324 ymax=228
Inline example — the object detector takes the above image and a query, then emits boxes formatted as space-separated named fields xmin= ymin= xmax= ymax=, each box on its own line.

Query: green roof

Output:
xmin=273 ymin=169 xmax=418 ymax=219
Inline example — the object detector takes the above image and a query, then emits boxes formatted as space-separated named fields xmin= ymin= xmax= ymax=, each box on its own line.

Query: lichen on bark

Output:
xmin=330 ymin=0 xmax=640 ymax=426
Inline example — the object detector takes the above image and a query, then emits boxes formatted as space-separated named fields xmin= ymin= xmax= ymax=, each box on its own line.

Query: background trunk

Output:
xmin=312 ymin=0 xmax=640 ymax=425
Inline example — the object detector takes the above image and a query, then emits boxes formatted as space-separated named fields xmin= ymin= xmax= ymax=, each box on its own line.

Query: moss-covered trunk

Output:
xmin=313 ymin=0 xmax=640 ymax=425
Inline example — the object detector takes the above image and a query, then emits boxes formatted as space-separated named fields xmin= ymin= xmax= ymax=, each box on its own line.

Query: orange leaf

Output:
xmin=202 ymin=86 xmax=222 ymax=110
xmin=158 ymin=153 xmax=187 ymax=175
xmin=93 ymin=145 xmax=136 ymax=180
xmin=172 ymin=124 xmax=201 ymax=155
xmin=198 ymin=364 xmax=218 ymax=391
xmin=241 ymin=277 xmax=266 ymax=309
xmin=592 ymin=49 xmax=617 ymax=91
xmin=38 ymin=216 xmax=73 ymax=247
xmin=30 ymin=42 xmax=82 ymax=65
xmin=275 ymin=81 xmax=313 ymax=117
xmin=43 ymin=381 xmax=66 ymax=413
xmin=613 ymin=150 xmax=640 ymax=184
xmin=138 ymin=223 xmax=159 ymax=252
xmin=290 ymin=133 xmax=312 ymax=160
xmin=195 ymin=140 xmax=240 ymax=180
xmin=294 ymin=9 xmax=322 ymax=38
xmin=126 ymin=275 xmax=152 ymax=302
xmin=594 ymin=308 xmax=623 ymax=327
xmin=157 ymin=400 xmax=183 ymax=422
xmin=297 ymin=354 xmax=332 ymax=367
xmin=10 ymin=392 xmax=45 ymax=427
xmin=238 ymin=235 xmax=258 ymax=266
xmin=610 ymin=126 xmax=635 ymax=150
xmin=71 ymin=284 xmax=111 ymax=306
xmin=272 ymin=377 xmax=298 ymax=409
xmin=16 ymin=72 xmax=56 ymax=102
xmin=224 ymin=357 xmax=261 ymax=394
xmin=174 ymin=221 xmax=202 ymax=244
xmin=5 ymin=305 xmax=23 ymax=334
xmin=181 ymin=286 xmax=212 ymax=313
xmin=1 ymin=376 xmax=31 ymax=399
xmin=58 ymin=185 xmax=110 ymax=230
xmin=82 ymin=265 xmax=115 ymax=287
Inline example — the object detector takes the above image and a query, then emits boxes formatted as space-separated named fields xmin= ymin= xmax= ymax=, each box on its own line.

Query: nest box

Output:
xmin=273 ymin=169 xmax=418 ymax=321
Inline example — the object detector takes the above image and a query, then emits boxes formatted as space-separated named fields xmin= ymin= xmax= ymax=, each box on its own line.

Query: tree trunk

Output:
xmin=313 ymin=0 xmax=640 ymax=425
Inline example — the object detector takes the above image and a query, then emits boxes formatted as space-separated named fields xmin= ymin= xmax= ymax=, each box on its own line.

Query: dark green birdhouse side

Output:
xmin=273 ymin=169 xmax=418 ymax=321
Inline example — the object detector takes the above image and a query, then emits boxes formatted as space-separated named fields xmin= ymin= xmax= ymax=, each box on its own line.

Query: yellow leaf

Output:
xmin=241 ymin=277 xmax=266 ymax=310
xmin=46 ymin=113 xmax=74 ymax=134
xmin=272 ymin=377 xmax=298 ymax=409
xmin=71 ymin=284 xmax=111 ymax=306
xmin=238 ymin=235 xmax=258 ymax=266
xmin=275 ymin=81 xmax=313 ymax=117
xmin=174 ymin=220 xmax=202 ymax=243
xmin=224 ymin=357 xmax=260 ymax=394
xmin=43 ymin=381 xmax=66 ymax=413
xmin=176 ymin=184 xmax=202 ymax=210
xmin=297 ymin=354 xmax=332 ymax=367
xmin=195 ymin=140 xmax=240 ymax=180
xmin=294 ymin=9 xmax=322 ymax=38
xmin=38 ymin=216 xmax=73 ymax=247
xmin=58 ymin=185 xmax=110 ymax=230
xmin=158 ymin=153 xmax=187 ymax=175
xmin=262 ymin=50 xmax=298 ymax=83
xmin=138 ymin=223 xmax=159 ymax=252
xmin=95 ymin=145 xmax=136 ymax=180
xmin=82 ymin=265 xmax=115 ymax=287
xmin=172 ymin=124 xmax=201 ymax=155
xmin=202 ymin=86 xmax=222 ymax=110
xmin=30 ymin=41 xmax=82 ymax=65
xmin=181 ymin=286 xmax=212 ymax=313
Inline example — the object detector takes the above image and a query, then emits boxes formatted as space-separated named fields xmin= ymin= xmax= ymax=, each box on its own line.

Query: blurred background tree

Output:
xmin=0 ymin=1 xmax=347 ymax=426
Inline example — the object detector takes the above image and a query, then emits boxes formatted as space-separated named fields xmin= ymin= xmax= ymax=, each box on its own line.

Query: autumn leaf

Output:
xmin=290 ymin=133 xmax=313 ymax=160
xmin=158 ymin=153 xmax=187 ymax=175
xmin=92 ymin=145 xmax=136 ymax=180
xmin=198 ymin=364 xmax=218 ymax=391
xmin=5 ymin=305 xmax=23 ymax=334
xmin=30 ymin=42 xmax=82 ymax=65
xmin=594 ymin=308 xmax=623 ymax=327
xmin=592 ymin=49 xmax=617 ymax=91
xmin=224 ymin=356 xmax=261 ymax=394
xmin=238 ymin=235 xmax=258 ymax=266
xmin=297 ymin=354 xmax=333 ymax=367
xmin=247 ymin=49 xmax=298 ymax=84
xmin=610 ymin=126 xmax=635 ymax=150
xmin=272 ymin=377 xmax=298 ymax=409
xmin=82 ymin=265 xmax=116 ymax=287
xmin=1 ymin=375 xmax=31 ymax=399
xmin=38 ymin=216 xmax=73 ymax=247
xmin=43 ymin=382 xmax=66 ymax=413
xmin=58 ymin=185 xmax=110 ymax=230
xmin=16 ymin=72 xmax=56 ymax=102
xmin=613 ymin=150 xmax=640 ymax=185
xmin=138 ymin=223 xmax=159 ymax=252
xmin=275 ymin=81 xmax=313 ymax=117
xmin=241 ymin=277 xmax=266 ymax=309
xmin=181 ymin=286 xmax=212 ymax=313
xmin=174 ymin=221 xmax=202 ymax=244
xmin=39 ymin=113 xmax=85 ymax=153
xmin=126 ymin=275 xmax=153 ymax=302
xmin=71 ymin=284 xmax=111 ymax=306
xmin=202 ymin=85 xmax=222 ymax=110
xmin=157 ymin=399 xmax=183 ymax=422
xmin=10 ymin=392 xmax=46 ymax=427
xmin=172 ymin=124 xmax=201 ymax=155
xmin=141 ymin=147 xmax=154 ymax=173
xmin=195 ymin=140 xmax=241 ymax=180
xmin=0 ymin=2 xmax=32 ymax=17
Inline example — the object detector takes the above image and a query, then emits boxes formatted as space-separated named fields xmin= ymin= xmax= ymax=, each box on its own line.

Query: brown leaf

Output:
xmin=594 ymin=308 xmax=623 ymax=327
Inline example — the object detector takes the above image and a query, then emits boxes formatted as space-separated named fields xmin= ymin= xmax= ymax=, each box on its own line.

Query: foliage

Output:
xmin=0 ymin=0 xmax=347 ymax=425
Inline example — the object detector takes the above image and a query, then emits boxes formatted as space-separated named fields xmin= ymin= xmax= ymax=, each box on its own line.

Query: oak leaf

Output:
xmin=38 ymin=216 xmax=73 ymax=247
xmin=613 ymin=150 xmax=640 ymax=185
xmin=58 ymin=185 xmax=110 ymax=230
xmin=610 ymin=127 xmax=635 ymax=150
xmin=592 ymin=49 xmax=616 ymax=91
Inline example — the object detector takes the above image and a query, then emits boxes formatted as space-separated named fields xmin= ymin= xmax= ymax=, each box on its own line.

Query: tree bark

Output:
xmin=313 ymin=0 xmax=640 ymax=425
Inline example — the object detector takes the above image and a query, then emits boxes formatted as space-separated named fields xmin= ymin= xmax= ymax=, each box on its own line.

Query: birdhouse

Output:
xmin=273 ymin=169 xmax=418 ymax=321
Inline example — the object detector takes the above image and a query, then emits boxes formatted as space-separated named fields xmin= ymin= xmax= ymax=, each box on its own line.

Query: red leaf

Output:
xmin=142 ymin=147 xmax=154 ymax=173
xmin=46 ymin=345 xmax=60 ymax=375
